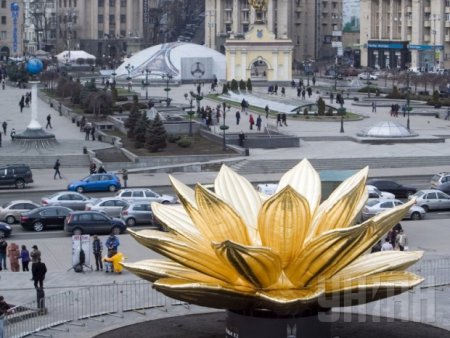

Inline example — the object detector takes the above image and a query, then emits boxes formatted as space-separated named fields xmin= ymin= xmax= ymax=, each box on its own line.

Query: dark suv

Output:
xmin=0 ymin=164 xmax=33 ymax=189
xmin=64 ymin=211 xmax=126 ymax=235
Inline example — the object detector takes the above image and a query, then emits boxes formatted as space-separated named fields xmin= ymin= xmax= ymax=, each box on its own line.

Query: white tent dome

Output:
xmin=357 ymin=121 xmax=418 ymax=138
xmin=115 ymin=42 xmax=226 ymax=81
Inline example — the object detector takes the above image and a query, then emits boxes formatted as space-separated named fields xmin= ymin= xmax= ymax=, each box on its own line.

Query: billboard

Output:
xmin=180 ymin=57 xmax=214 ymax=81
xmin=343 ymin=0 xmax=360 ymax=33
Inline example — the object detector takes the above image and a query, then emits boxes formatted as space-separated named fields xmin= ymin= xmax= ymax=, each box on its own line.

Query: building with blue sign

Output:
xmin=360 ymin=0 xmax=449 ymax=71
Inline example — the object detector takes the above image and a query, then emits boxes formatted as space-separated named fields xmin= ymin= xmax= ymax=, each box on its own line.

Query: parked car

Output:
xmin=367 ymin=185 xmax=395 ymax=199
xmin=41 ymin=192 xmax=97 ymax=210
xmin=257 ymin=183 xmax=278 ymax=196
xmin=362 ymin=199 xmax=426 ymax=221
xmin=64 ymin=211 xmax=127 ymax=235
xmin=358 ymin=72 xmax=378 ymax=80
xmin=0 ymin=200 xmax=40 ymax=224
xmin=366 ymin=179 xmax=417 ymax=198
xmin=20 ymin=206 xmax=72 ymax=232
xmin=67 ymin=173 xmax=121 ymax=193
xmin=430 ymin=172 xmax=450 ymax=189
xmin=0 ymin=222 xmax=12 ymax=237
xmin=436 ymin=182 xmax=450 ymax=195
xmin=85 ymin=198 xmax=129 ymax=218
xmin=120 ymin=202 xmax=153 ymax=227
xmin=409 ymin=189 xmax=450 ymax=211
xmin=0 ymin=164 xmax=33 ymax=189
xmin=116 ymin=188 xmax=177 ymax=204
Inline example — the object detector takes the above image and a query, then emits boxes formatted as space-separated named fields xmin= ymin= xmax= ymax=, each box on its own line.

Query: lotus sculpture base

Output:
xmin=226 ymin=310 xmax=330 ymax=338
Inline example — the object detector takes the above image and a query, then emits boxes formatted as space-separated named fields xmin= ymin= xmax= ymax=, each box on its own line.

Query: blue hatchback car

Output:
xmin=68 ymin=173 xmax=121 ymax=193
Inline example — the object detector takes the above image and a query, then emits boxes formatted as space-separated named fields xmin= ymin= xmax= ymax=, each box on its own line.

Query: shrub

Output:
xmin=177 ymin=138 xmax=192 ymax=148
xmin=303 ymin=108 xmax=308 ymax=116
xmin=326 ymin=107 xmax=334 ymax=116
xmin=167 ymin=134 xmax=182 ymax=143
xmin=246 ymin=78 xmax=252 ymax=92
xmin=230 ymin=79 xmax=239 ymax=92
xmin=222 ymin=83 xmax=229 ymax=94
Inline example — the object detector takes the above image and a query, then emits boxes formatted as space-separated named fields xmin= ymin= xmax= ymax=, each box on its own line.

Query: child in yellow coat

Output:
xmin=103 ymin=251 xmax=124 ymax=273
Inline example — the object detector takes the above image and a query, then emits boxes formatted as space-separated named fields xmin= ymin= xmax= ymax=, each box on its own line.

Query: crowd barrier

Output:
xmin=3 ymin=258 xmax=450 ymax=338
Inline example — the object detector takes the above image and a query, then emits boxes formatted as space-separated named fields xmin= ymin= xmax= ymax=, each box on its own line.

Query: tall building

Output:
xmin=204 ymin=0 xmax=343 ymax=64
xmin=360 ymin=0 xmax=450 ymax=71
xmin=0 ymin=1 xmax=25 ymax=60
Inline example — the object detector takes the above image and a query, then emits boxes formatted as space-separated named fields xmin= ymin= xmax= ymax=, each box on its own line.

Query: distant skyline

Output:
xmin=343 ymin=0 xmax=360 ymax=32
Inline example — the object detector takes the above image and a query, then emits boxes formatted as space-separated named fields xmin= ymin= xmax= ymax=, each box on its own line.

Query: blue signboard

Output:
xmin=408 ymin=44 xmax=444 ymax=51
xmin=368 ymin=43 xmax=404 ymax=49
xmin=10 ymin=2 xmax=19 ymax=54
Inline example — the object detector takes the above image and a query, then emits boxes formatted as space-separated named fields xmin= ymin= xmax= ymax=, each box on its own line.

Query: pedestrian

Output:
xmin=216 ymin=109 xmax=221 ymax=124
xmin=0 ymin=238 xmax=7 ymax=270
xmin=281 ymin=113 xmax=288 ymax=126
xmin=91 ymin=125 xmax=96 ymax=141
xmin=372 ymin=101 xmax=377 ymax=113
xmin=10 ymin=128 xmax=16 ymax=141
xmin=25 ymin=94 xmax=30 ymax=107
xmin=312 ymin=76 xmax=316 ymax=86
xmin=89 ymin=162 xmax=97 ymax=174
xmin=105 ymin=233 xmax=120 ymax=254
xmin=84 ymin=124 xmax=91 ymax=140
xmin=121 ymin=168 xmax=128 ymax=188
xmin=241 ymin=99 xmax=247 ymax=113
xmin=395 ymin=229 xmax=408 ymax=251
xmin=276 ymin=113 xmax=282 ymax=127
xmin=53 ymin=158 xmax=62 ymax=179
xmin=307 ymin=87 xmax=312 ymax=98
xmin=281 ymin=87 xmax=285 ymax=97
xmin=80 ymin=116 xmax=86 ymax=131
xmin=45 ymin=114 xmax=52 ymax=129
xmin=0 ymin=131 xmax=2 ymax=148
xmin=30 ymin=245 xmax=41 ymax=263
xmin=98 ymin=165 xmax=106 ymax=173
xmin=1 ymin=79 xmax=5 ymax=90
xmin=20 ymin=245 xmax=30 ymax=271
xmin=235 ymin=110 xmax=241 ymax=125
xmin=274 ymin=84 xmax=278 ymax=95
xmin=92 ymin=235 xmax=103 ymax=271
xmin=445 ymin=107 xmax=450 ymax=120
xmin=32 ymin=258 xmax=47 ymax=289
xmin=301 ymin=89 xmax=306 ymax=100
xmin=297 ymin=87 xmax=301 ymax=98
xmin=265 ymin=105 xmax=270 ymax=119
xmin=2 ymin=121 xmax=7 ymax=135
xmin=238 ymin=130 xmax=245 ymax=147
xmin=371 ymin=240 xmax=382 ymax=253
xmin=256 ymin=115 xmax=262 ymax=131
xmin=19 ymin=96 xmax=25 ymax=113
xmin=381 ymin=238 xmax=394 ymax=251
xmin=7 ymin=242 xmax=20 ymax=272
xmin=249 ymin=114 xmax=255 ymax=130
xmin=329 ymin=92 xmax=334 ymax=104
xmin=0 ymin=296 xmax=11 ymax=316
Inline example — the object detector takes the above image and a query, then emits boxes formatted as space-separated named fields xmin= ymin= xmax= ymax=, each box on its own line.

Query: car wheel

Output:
xmin=108 ymin=185 xmax=117 ymax=192
xmin=422 ymin=205 xmax=429 ymax=213
xmin=33 ymin=222 xmax=44 ymax=232
xmin=162 ymin=200 xmax=170 ymax=205
xmin=76 ymin=186 xmax=84 ymax=193
xmin=73 ymin=228 xmax=83 ymax=235
xmin=5 ymin=215 xmax=15 ymax=224
xmin=126 ymin=218 xmax=136 ymax=227
xmin=112 ymin=226 xmax=121 ymax=235
xmin=411 ymin=212 xmax=422 ymax=220
xmin=15 ymin=179 xmax=25 ymax=189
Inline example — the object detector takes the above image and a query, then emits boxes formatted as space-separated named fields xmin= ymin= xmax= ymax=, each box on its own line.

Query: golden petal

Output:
xmin=193 ymin=184 xmax=251 ymax=245
xmin=128 ymin=229 xmax=240 ymax=284
xmin=122 ymin=259 xmax=224 ymax=284
xmin=322 ymin=271 xmax=424 ymax=308
xmin=214 ymin=165 xmax=262 ymax=244
xmin=332 ymin=251 xmax=424 ymax=281
xmin=212 ymin=240 xmax=282 ymax=288
xmin=277 ymin=159 xmax=321 ymax=213
xmin=308 ymin=167 xmax=368 ymax=239
xmin=154 ymin=277 xmax=257 ymax=310
xmin=287 ymin=200 xmax=416 ymax=287
xmin=258 ymin=186 xmax=311 ymax=268
xmin=169 ymin=175 xmax=197 ymax=207
xmin=151 ymin=203 xmax=203 ymax=243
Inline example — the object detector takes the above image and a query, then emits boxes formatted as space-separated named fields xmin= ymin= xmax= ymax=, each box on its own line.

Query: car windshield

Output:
xmin=82 ymin=175 xmax=91 ymax=181
xmin=413 ymin=191 xmax=425 ymax=198
xmin=47 ymin=193 xmax=59 ymax=199
xmin=366 ymin=200 xmax=380 ymax=207
xmin=371 ymin=187 xmax=382 ymax=195
xmin=431 ymin=175 xmax=442 ymax=182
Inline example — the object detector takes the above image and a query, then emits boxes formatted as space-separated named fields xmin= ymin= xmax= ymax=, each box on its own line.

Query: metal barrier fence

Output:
xmin=3 ymin=280 xmax=174 ymax=338
xmin=3 ymin=258 xmax=450 ymax=338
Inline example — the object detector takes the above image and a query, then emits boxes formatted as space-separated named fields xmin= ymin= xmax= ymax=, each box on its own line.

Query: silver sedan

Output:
xmin=362 ymin=199 xmax=426 ymax=221
xmin=410 ymin=189 xmax=450 ymax=212
xmin=85 ymin=198 xmax=129 ymax=218
xmin=41 ymin=192 xmax=97 ymax=211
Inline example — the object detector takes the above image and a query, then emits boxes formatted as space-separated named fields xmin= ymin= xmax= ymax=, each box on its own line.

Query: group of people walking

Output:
xmin=371 ymin=223 xmax=409 ymax=252
xmin=0 ymin=239 xmax=47 ymax=288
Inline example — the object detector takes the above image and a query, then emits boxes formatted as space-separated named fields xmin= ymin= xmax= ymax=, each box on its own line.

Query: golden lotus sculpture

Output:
xmin=124 ymin=160 xmax=423 ymax=315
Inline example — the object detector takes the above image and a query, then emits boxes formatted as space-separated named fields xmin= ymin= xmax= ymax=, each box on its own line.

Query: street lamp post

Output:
xmin=184 ymin=93 xmax=195 ymax=136
xmin=163 ymin=73 xmax=172 ymax=106
xmin=125 ymin=63 xmax=134 ymax=92
xmin=432 ymin=14 xmax=440 ymax=72
xmin=220 ymin=101 xmax=229 ymax=151
xmin=339 ymin=93 xmax=345 ymax=133
xmin=142 ymin=68 xmax=151 ymax=100
xmin=406 ymin=70 xmax=411 ymax=131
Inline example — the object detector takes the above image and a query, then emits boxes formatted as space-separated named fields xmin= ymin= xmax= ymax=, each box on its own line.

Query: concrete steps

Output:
xmin=230 ymin=156 xmax=450 ymax=175
xmin=0 ymin=155 xmax=91 ymax=169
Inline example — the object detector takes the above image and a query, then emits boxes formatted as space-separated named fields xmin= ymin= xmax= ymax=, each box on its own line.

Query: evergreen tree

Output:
xmin=222 ymin=83 xmax=229 ymax=94
xmin=317 ymin=97 xmax=326 ymax=116
xmin=125 ymin=106 xmax=142 ymax=138
xmin=134 ymin=113 xmax=150 ymax=148
xmin=239 ymin=79 xmax=246 ymax=91
xmin=246 ymin=78 xmax=253 ymax=92
xmin=230 ymin=79 xmax=239 ymax=92
xmin=145 ymin=113 xmax=167 ymax=152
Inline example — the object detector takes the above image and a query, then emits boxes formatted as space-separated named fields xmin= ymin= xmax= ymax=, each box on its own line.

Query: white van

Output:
xmin=257 ymin=184 xmax=278 ymax=196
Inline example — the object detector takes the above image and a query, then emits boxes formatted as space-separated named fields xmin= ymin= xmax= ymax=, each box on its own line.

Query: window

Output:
xmin=109 ymin=0 xmax=115 ymax=6
xmin=11 ymin=203 xmax=24 ymax=210
xmin=115 ymin=200 xmax=127 ymax=207
xmin=57 ymin=209 xmax=70 ymax=216
xmin=1 ymin=1 xmax=6 ymax=8
xmin=1 ymin=17 xmax=6 ymax=25
xmin=41 ymin=208 xmax=58 ymax=217
xmin=120 ymin=14 xmax=126 ymax=23
xmin=102 ymin=200 xmax=115 ymax=206
xmin=58 ymin=194 xmax=71 ymax=200
xmin=380 ymin=201 xmax=394 ymax=208
xmin=132 ymin=191 xmax=144 ymax=198
xmin=93 ymin=213 xmax=107 ymax=221
xmin=24 ymin=204 xmax=37 ymax=210
xmin=99 ymin=0 xmax=104 ymax=7
xmin=98 ymin=15 xmax=104 ymax=24
xmin=79 ymin=214 xmax=91 ymax=221
xmin=109 ymin=15 xmax=115 ymax=22
xmin=121 ymin=191 xmax=132 ymax=197
xmin=133 ymin=204 xmax=146 ymax=211
xmin=71 ymin=194 xmax=84 ymax=201
xmin=120 ymin=0 xmax=126 ymax=7
xmin=145 ymin=191 xmax=157 ymax=198
xmin=0 ymin=31 xmax=6 ymax=40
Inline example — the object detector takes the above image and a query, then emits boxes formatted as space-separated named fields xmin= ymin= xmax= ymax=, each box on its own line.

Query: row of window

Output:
xmin=59 ymin=0 xmax=128 ymax=8
xmin=98 ymin=15 xmax=127 ymax=24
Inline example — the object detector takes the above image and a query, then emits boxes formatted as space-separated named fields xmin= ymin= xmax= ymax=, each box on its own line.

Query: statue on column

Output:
xmin=248 ymin=0 xmax=266 ymax=23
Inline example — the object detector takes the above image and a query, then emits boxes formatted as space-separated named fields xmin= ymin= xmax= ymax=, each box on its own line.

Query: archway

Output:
xmin=251 ymin=59 xmax=268 ymax=80
xmin=0 ymin=46 xmax=9 ymax=61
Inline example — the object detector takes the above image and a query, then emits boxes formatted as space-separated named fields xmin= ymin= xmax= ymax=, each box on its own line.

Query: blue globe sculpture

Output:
xmin=26 ymin=58 xmax=43 ymax=75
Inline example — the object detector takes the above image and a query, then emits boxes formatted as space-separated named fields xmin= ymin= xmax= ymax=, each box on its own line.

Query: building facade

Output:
xmin=205 ymin=0 xmax=343 ymax=65
xmin=360 ymin=0 xmax=450 ymax=71
xmin=0 ymin=0 xmax=26 ymax=60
